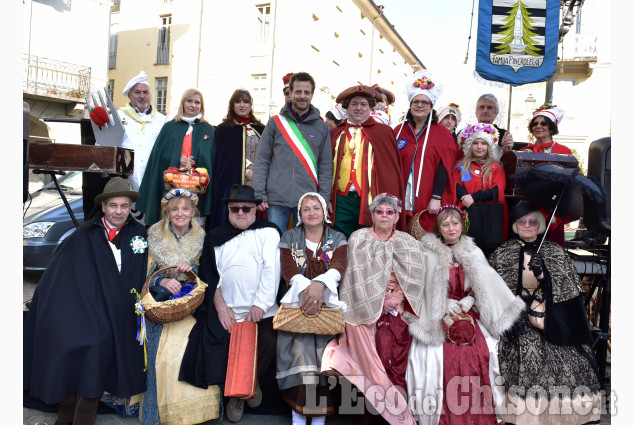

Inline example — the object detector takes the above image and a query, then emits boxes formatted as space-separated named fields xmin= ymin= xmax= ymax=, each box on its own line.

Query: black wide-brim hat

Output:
xmin=222 ymin=184 xmax=262 ymax=205
xmin=94 ymin=177 xmax=140 ymax=205
xmin=510 ymin=200 xmax=540 ymax=223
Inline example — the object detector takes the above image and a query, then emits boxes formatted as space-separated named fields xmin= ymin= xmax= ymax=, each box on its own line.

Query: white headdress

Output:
xmin=122 ymin=71 xmax=150 ymax=96
xmin=405 ymin=70 xmax=443 ymax=106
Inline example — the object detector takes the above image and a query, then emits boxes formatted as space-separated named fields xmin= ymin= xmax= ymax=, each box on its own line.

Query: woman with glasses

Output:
xmin=521 ymin=104 xmax=571 ymax=154
xmin=322 ymin=193 xmax=425 ymax=425
xmin=407 ymin=204 xmax=523 ymax=425
xmin=487 ymin=201 xmax=602 ymax=424
xmin=276 ymin=192 xmax=347 ymax=425
xmin=394 ymin=70 xmax=457 ymax=233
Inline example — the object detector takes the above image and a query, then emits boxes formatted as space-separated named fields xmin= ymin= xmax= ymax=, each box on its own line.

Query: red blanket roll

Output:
xmin=224 ymin=320 xmax=258 ymax=400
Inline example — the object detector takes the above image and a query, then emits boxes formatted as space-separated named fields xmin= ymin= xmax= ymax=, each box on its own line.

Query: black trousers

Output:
xmin=257 ymin=317 xmax=277 ymax=378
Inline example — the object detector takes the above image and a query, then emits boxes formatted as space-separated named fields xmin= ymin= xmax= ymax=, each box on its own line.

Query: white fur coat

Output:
xmin=407 ymin=233 xmax=525 ymax=346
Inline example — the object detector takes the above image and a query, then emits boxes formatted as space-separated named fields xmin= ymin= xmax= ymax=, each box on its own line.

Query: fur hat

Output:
xmin=95 ymin=177 xmax=139 ymax=205
xmin=437 ymin=103 xmax=462 ymax=124
xmin=406 ymin=70 xmax=442 ymax=106
xmin=296 ymin=192 xmax=332 ymax=225
xmin=122 ymin=71 xmax=150 ymax=96
xmin=533 ymin=103 xmax=565 ymax=125
xmin=458 ymin=123 xmax=499 ymax=155
xmin=335 ymin=85 xmax=377 ymax=104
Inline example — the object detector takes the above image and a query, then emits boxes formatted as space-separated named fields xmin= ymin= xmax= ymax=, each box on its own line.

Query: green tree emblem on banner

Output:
xmin=494 ymin=1 xmax=541 ymax=56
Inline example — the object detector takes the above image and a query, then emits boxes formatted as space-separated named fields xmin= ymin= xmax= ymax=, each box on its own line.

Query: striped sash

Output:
xmin=273 ymin=114 xmax=318 ymax=187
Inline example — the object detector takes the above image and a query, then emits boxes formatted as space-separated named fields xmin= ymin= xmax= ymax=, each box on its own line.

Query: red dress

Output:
xmin=440 ymin=260 xmax=497 ymax=425
xmin=394 ymin=122 xmax=457 ymax=232
xmin=453 ymin=161 xmax=509 ymax=242
xmin=520 ymin=141 xmax=572 ymax=154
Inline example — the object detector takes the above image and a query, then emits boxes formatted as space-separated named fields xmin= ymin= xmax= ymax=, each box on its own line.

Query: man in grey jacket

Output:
xmin=253 ymin=72 xmax=333 ymax=232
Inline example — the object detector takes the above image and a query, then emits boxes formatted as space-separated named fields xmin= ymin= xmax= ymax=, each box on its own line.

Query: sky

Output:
xmin=374 ymin=0 xmax=511 ymax=124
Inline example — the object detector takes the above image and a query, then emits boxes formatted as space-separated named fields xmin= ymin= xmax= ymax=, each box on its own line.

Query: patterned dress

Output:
xmin=488 ymin=238 xmax=602 ymax=425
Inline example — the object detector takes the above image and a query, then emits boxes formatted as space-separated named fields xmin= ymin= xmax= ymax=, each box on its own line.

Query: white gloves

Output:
xmin=459 ymin=295 xmax=475 ymax=313
xmin=446 ymin=299 xmax=462 ymax=316
xmin=446 ymin=295 xmax=475 ymax=316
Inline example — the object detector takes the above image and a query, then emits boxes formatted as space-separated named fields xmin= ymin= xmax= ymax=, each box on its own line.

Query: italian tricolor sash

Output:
xmin=273 ymin=114 xmax=318 ymax=188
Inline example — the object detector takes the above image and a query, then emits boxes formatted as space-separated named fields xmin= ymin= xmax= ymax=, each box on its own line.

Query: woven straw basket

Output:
xmin=140 ymin=266 xmax=207 ymax=323
xmin=407 ymin=210 xmax=428 ymax=240
xmin=273 ymin=305 xmax=345 ymax=335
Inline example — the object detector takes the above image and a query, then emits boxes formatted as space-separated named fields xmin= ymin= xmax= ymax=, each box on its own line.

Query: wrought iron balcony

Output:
xmin=23 ymin=54 xmax=91 ymax=101
xmin=560 ymin=33 xmax=598 ymax=61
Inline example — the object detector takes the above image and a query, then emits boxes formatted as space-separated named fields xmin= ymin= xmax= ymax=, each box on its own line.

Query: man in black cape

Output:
xmin=179 ymin=184 xmax=281 ymax=422
xmin=23 ymin=177 xmax=148 ymax=425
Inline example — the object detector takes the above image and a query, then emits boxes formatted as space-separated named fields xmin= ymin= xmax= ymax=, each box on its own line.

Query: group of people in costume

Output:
xmin=23 ymin=67 xmax=601 ymax=425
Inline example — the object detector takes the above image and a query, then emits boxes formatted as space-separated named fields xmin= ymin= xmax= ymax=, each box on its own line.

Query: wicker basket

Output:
xmin=140 ymin=266 xmax=207 ymax=323
xmin=273 ymin=305 xmax=345 ymax=335
xmin=407 ymin=210 xmax=428 ymax=240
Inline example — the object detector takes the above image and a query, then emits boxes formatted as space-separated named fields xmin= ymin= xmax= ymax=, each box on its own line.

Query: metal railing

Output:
xmin=561 ymin=33 xmax=598 ymax=61
xmin=23 ymin=54 xmax=91 ymax=100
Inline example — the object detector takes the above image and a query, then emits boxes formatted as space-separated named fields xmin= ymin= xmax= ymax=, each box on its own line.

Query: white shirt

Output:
xmin=215 ymin=227 xmax=281 ymax=320
xmin=117 ymin=108 xmax=166 ymax=190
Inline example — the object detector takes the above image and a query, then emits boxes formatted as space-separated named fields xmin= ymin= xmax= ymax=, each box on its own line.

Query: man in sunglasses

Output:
xmin=180 ymin=184 xmax=281 ymax=423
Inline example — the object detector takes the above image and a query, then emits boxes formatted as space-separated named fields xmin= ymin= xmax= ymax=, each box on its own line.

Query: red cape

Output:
xmin=453 ymin=161 xmax=509 ymax=241
xmin=330 ymin=118 xmax=406 ymax=230
xmin=394 ymin=122 xmax=457 ymax=232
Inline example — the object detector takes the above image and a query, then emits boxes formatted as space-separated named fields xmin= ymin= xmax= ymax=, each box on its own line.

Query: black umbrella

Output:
xmin=510 ymin=163 xmax=609 ymax=251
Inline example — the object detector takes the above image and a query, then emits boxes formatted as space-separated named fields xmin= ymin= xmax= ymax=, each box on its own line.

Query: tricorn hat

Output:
xmin=95 ymin=177 xmax=139 ymax=205
xmin=336 ymin=85 xmax=377 ymax=104
xmin=371 ymin=84 xmax=395 ymax=105
xmin=222 ymin=184 xmax=262 ymax=205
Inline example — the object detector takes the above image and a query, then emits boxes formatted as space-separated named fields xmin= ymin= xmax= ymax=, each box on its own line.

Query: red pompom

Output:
xmin=89 ymin=106 xmax=109 ymax=127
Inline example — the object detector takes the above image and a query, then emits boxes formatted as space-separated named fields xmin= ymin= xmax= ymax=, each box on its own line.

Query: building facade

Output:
xmin=108 ymin=0 xmax=424 ymax=124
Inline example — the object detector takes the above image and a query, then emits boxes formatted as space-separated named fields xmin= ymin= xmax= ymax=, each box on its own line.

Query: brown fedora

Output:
xmin=94 ymin=177 xmax=140 ymax=205
xmin=335 ymin=85 xmax=377 ymax=104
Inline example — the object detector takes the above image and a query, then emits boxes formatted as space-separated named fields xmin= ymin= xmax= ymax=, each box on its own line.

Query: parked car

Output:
xmin=23 ymin=172 xmax=84 ymax=271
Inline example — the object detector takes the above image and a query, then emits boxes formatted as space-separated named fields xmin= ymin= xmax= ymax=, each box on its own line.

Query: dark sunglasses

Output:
xmin=532 ymin=120 xmax=550 ymax=127
xmin=229 ymin=206 xmax=254 ymax=213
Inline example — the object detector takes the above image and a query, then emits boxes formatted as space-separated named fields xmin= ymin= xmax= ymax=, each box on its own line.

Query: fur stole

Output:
xmin=147 ymin=219 xmax=205 ymax=280
xmin=407 ymin=233 xmax=525 ymax=346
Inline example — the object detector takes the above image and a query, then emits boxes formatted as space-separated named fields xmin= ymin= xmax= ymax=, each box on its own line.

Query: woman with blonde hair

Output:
xmin=453 ymin=123 xmax=508 ymax=254
xmin=137 ymin=88 xmax=216 ymax=226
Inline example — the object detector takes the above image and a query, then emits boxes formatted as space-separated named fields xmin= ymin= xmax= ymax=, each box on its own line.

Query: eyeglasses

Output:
xmin=229 ymin=205 xmax=254 ymax=214
xmin=411 ymin=100 xmax=432 ymax=107
xmin=531 ymin=120 xmax=549 ymax=127
xmin=517 ymin=219 xmax=539 ymax=227
xmin=374 ymin=209 xmax=395 ymax=216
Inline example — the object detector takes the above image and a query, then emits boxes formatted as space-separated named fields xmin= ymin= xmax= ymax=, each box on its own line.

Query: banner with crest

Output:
xmin=475 ymin=0 xmax=559 ymax=86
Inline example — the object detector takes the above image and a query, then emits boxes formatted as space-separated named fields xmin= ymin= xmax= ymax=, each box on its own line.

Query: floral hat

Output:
xmin=406 ymin=69 xmax=443 ymax=106
xmin=533 ymin=102 xmax=565 ymax=125
xmin=458 ymin=123 xmax=500 ymax=155
xmin=161 ymin=188 xmax=199 ymax=209
xmin=437 ymin=103 xmax=462 ymax=124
